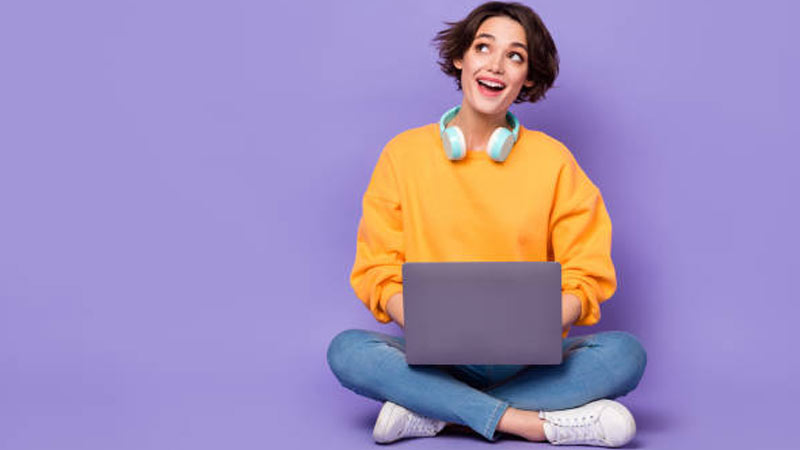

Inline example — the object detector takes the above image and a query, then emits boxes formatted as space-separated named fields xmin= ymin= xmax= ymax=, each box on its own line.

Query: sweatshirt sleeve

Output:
xmin=549 ymin=152 xmax=617 ymax=327
xmin=349 ymin=146 xmax=404 ymax=323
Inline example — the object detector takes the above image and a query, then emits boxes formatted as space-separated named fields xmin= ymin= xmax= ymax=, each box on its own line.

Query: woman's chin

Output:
xmin=471 ymin=102 xmax=508 ymax=117
xmin=462 ymin=93 xmax=510 ymax=116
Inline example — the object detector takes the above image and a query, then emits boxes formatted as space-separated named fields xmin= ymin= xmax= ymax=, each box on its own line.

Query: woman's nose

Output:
xmin=489 ymin=52 xmax=504 ymax=74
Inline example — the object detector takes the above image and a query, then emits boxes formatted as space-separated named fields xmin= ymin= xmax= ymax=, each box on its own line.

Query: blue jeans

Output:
xmin=327 ymin=329 xmax=647 ymax=441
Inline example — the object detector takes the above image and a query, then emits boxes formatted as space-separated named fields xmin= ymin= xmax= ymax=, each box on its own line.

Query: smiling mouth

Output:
xmin=477 ymin=78 xmax=506 ymax=92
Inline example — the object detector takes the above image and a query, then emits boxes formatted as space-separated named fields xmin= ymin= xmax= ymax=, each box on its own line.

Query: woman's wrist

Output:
xmin=562 ymin=292 xmax=582 ymax=328
xmin=386 ymin=292 xmax=405 ymax=328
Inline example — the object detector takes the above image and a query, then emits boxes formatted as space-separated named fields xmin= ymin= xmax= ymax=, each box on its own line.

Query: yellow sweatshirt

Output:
xmin=349 ymin=122 xmax=617 ymax=337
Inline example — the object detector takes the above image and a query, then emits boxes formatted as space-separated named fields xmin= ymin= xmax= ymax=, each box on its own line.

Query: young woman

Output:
xmin=327 ymin=2 xmax=647 ymax=447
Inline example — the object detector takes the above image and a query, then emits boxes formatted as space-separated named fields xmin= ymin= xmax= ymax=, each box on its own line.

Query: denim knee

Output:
xmin=326 ymin=329 xmax=373 ymax=387
xmin=592 ymin=331 xmax=647 ymax=394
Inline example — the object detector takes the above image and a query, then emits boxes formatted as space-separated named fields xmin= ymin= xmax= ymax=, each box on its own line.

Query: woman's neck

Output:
xmin=448 ymin=103 xmax=509 ymax=152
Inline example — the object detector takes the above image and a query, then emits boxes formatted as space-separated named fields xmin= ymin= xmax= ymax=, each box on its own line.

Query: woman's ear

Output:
xmin=453 ymin=59 xmax=462 ymax=70
xmin=523 ymin=79 xmax=534 ymax=88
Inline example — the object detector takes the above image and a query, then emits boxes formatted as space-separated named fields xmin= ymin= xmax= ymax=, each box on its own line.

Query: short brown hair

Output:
xmin=432 ymin=1 xmax=559 ymax=104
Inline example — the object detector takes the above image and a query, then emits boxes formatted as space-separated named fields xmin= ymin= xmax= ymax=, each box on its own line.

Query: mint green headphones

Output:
xmin=439 ymin=105 xmax=520 ymax=162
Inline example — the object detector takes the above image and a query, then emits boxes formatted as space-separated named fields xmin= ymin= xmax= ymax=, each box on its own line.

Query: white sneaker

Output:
xmin=539 ymin=399 xmax=636 ymax=447
xmin=372 ymin=401 xmax=447 ymax=444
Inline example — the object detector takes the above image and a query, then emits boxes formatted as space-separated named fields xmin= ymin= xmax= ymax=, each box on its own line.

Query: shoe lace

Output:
xmin=550 ymin=414 xmax=604 ymax=444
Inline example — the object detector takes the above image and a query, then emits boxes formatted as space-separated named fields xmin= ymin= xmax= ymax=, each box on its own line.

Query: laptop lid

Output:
xmin=402 ymin=261 xmax=562 ymax=365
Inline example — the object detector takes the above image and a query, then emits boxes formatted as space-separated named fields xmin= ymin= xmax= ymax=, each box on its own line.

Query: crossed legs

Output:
xmin=327 ymin=329 xmax=647 ymax=441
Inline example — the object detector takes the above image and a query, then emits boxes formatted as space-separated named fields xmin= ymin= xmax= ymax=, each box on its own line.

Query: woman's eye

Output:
xmin=476 ymin=43 xmax=489 ymax=52
xmin=510 ymin=52 xmax=524 ymax=62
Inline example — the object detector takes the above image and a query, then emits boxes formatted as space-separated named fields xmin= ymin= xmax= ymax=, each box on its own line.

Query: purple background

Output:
xmin=1 ymin=0 xmax=798 ymax=448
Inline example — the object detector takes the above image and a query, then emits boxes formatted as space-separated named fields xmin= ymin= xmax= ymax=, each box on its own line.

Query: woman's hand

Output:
xmin=561 ymin=292 xmax=582 ymax=333
xmin=386 ymin=292 xmax=405 ymax=328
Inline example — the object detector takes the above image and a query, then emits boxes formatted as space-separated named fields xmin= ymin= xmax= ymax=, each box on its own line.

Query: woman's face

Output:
xmin=454 ymin=16 xmax=534 ymax=117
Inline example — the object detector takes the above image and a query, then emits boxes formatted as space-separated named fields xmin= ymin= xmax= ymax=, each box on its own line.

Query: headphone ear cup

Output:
xmin=487 ymin=127 xmax=515 ymax=162
xmin=442 ymin=126 xmax=466 ymax=160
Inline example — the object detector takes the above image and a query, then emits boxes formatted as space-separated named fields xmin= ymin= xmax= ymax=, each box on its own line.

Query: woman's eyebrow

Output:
xmin=475 ymin=33 xmax=527 ymax=51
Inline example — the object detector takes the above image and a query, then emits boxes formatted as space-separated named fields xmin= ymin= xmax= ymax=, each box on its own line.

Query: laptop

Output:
xmin=402 ymin=261 xmax=562 ymax=365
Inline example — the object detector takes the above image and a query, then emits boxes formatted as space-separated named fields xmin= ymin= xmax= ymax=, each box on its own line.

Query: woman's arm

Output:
xmin=350 ymin=146 xmax=405 ymax=323
xmin=550 ymin=152 xmax=617 ymax=328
